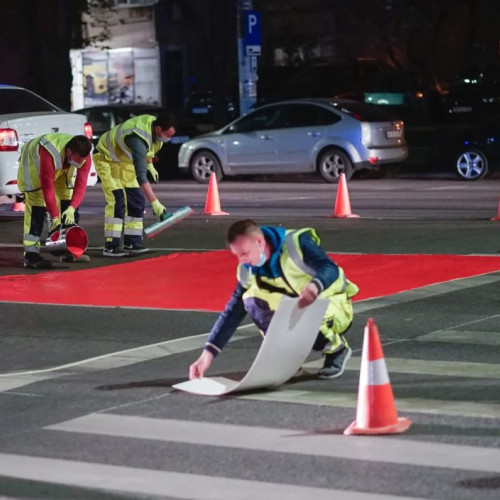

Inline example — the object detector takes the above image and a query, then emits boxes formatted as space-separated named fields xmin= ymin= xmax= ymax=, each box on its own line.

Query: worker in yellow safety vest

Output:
xmin=17 ymin=134 xmax=93 ymax=269
xmin=93 ymin=113 xmax=176 ymax=257
xmin=189 ymin=219 xmax=359 ymax=380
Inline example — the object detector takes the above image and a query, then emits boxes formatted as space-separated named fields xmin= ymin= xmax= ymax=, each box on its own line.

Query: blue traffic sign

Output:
xmin=243 ymin=10 xmax=261 ymax=56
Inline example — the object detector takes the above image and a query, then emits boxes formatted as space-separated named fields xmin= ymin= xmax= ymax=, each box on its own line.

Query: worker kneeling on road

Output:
xmin=93 ymin=113 xmax=176 ymax=257
xmin=190 ymin=219 xmax=359 ymax=380
xmin=17 ymin=134 xmax=93 ymax=269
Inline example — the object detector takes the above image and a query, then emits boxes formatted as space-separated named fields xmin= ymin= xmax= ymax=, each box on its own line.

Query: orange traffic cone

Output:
xmin=328 ymin=173 xmax=359 ymax=218
xmin=491 ymin=194 xmax=500 ymax=221
xmin=12 ymin=201 xmax=25 ymax=212
xmin=344 ymin=318 xmax=411 ymax=435
xmin=202 ymin=172 xmax=228 ymax=215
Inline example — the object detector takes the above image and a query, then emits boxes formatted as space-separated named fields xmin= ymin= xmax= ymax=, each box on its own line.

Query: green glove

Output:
xmin=49 ymin=217 xmax=61 ymax=237
xmin=61 ymin=206 xmax=76 ymax=225
xmin=147 ymin=163 xmax=159 ymax=183
xmin=151 ymin=199 xmax=167 ymax=220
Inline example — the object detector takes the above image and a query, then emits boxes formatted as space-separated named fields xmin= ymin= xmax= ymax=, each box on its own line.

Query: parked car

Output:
xmin=74 ymin=104 xmax=201 ymax=178
xmin=438 ymin=118 xmax=500 ymax=180
xmin=184 ymin=90 xmax=238 ymax=124
xmin=445 ymin=62 xmax=500 ymax=124
xmin=404 ymin=118 xmax=500 ymax=181
xmin=0 ymin=85 xmax=97 ymax=202
xmin=361 ymin=69 xmax=446 ymax=124
xmin=178 ymin=98 xmax=407 ymax=183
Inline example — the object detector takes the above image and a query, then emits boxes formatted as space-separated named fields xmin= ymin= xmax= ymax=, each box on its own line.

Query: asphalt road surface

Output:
xmin=0 ymin=177 xmax=499 ymax=500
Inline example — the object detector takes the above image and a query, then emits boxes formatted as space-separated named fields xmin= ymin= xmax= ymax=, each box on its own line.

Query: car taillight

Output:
xmin=0 ymin=128 xmax=19 ymax=152
xmin=84 ymin=122 xmax=93 ymax=139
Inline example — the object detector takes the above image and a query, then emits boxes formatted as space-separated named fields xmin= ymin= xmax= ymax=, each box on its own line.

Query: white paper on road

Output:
xmin=173 ymin=297 xmax=329 ymax=396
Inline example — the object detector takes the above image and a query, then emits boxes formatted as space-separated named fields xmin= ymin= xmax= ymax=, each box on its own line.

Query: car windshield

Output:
xmin=330 ymin=101 xmax=395 ymax=122
xmin=0 ymin=88 xmax=59 ymax=114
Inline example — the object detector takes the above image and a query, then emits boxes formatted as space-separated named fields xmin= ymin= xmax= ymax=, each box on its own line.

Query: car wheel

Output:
xmin=318 ymin=148 xmax=354 ymax=183
xmin=190 ymin=150 xmax=223 ymax=184
xmin=455 ymin=148 xmax=489 ymax=181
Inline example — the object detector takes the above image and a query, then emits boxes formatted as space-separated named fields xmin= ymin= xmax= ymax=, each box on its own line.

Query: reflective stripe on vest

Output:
xmin=99 ymin=115 xmax=155 ymax=163
xmin=284 ymin=230 xmax=316 ymax=276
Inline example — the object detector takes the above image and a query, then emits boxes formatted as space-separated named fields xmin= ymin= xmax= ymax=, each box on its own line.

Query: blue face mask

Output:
xmin=255 ymin=241 xmax=267 ymax=267
xmin=256 ymin=250 xmax=267 ymax=267
xmin=157 ymin=136 xmax=171 ymax=144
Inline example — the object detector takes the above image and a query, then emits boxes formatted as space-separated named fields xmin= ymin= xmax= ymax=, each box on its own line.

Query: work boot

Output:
xmin=123 ymin=244 xmax=149 ymax=254
xmin=103 ymin=246 xmax=129 ymax=258
xmin=318 ymin=346 xmax=352 ymax=379
xmin=23 ymin=253 xmax=53 ymax=269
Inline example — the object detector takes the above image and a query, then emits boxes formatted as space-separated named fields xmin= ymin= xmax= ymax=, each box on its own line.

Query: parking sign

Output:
xmin=243 ymin=10 xmax=261 ymax=56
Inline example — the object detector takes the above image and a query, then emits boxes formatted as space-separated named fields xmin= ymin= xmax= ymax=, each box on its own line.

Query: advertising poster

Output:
xmin=108 ymin=50 xmax=135 ymax=104
xmin=82 ymin=54 xmax=108 ymax=106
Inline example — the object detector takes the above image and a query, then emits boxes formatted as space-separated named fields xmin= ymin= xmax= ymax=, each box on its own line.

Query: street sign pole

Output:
xmin=237 ymin=0 xmax=260 ymax=116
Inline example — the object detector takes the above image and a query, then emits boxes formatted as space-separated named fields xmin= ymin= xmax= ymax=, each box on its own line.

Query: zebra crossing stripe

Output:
xmin=46 ymin=413 xmax=500 ymax=473
xmin=303 ymin=356 xmax=500 ymax=379
xmin=239 ymin=390 xmax=500 ymax=419
xmin=0 ymin=327 xmax=257 ymax=392
xmin=0 ymin=453 xmax=427 ymax=500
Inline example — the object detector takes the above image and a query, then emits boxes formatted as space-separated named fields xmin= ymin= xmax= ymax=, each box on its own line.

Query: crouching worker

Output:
xmin=17 ymin=134 xmax=93 ymax=269
xmin=189 ymin=219 xmax=359 ymax=380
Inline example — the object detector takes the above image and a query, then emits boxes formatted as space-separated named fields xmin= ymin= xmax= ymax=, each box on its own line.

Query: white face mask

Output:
xmin=254 ymin=241 xmax=267 ymax=267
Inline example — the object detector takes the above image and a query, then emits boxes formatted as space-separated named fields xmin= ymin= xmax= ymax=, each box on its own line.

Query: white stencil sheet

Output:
xmin=173 ymin=297 xmax=329 ymax=396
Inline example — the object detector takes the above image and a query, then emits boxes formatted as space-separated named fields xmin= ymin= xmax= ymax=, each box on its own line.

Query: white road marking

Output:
xmin=239 ymin=390 xmax=500 ymax=419
xmin=0 ymin=327 xmax=257 ymax=391
xmin=46 ymin=413 xmax=500 ymax=473
xmin=0 ymin=453 xmax=427 ymax=500
xmin=416 ymin=329 xmax=500 ymax=345
xmin=303 ymin=356 xmax=500 ymax=379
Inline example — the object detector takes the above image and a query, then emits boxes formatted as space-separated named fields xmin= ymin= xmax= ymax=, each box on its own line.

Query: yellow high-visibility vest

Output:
xmin=17 ymin=133 xmax=73 ymax=192
xmin=237 ymin=228 xmax=359 ymax=335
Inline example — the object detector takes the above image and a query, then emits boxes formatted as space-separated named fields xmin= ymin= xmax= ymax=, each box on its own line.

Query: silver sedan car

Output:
xmin=178 ymin=98 xmax=408 ymax=183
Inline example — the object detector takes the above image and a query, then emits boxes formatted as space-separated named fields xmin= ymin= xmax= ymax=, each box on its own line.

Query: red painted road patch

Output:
xmin=1 ymin=251 xmax=499 ymax=311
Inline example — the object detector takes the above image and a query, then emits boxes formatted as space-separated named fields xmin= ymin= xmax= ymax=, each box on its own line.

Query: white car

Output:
xmin=0 ymin=85 xmax=98 ymax=203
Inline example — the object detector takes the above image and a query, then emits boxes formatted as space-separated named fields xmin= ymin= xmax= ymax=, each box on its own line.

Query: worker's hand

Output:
xmin=61 ymin=206 xmax=76 ymax=226
xmin=189 ymin=350 xmax=214 ymax=380
xmin=151 ymin=199 xmax=167 ymax=220
xmin=147 ymin=163 xmax=159 ymax=183
xmin=49 ymin=217 xmax=61 ymax=238
xmin=298 ymin=281 xmax=320 ymax=308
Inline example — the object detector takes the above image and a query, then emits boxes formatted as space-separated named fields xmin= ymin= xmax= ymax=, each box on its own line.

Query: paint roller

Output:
xmin=144 ymin=205 xmax=193 ymax=238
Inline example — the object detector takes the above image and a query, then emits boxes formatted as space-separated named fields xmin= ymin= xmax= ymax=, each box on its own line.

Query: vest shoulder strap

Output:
xmin=283 ymin=229 xmax=316 ymax=276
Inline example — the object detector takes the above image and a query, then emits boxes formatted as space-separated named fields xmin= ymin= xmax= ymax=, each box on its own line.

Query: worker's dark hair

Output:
xmin=154 ymin=112 xmax=176 ymax=130
xmin=227 ymin=219 xmax=262 ymax=244
xmin=66 ymin=135 xmax=92 ymax=157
